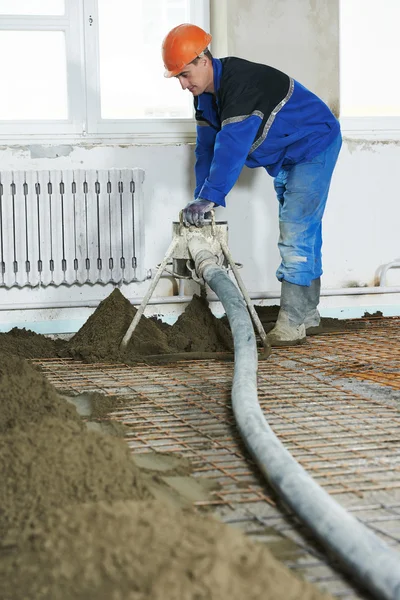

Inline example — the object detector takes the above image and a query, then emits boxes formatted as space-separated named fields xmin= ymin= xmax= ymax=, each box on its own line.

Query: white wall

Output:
xmin=223 ymin=0 xmax=339 ymax=115
xmin=1 ymin=0 xmax=399 ymax=334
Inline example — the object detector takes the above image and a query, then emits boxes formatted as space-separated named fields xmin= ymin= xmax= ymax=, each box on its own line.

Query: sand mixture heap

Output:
xmin=166 ymin=293 xmax=233 ymax=353
xmin=67 ymin=287 xmax=172 ymax=361
xmin=0 ymin=417 xmax=151 ymax=543
xmin=0 ymin=354 xmax=150 ymax=542
xmin=0 ymin=351 xmax=79 ymax=433
xmin=0 ymin=499 xmax=330 ymax=600
xmin=67 ymin=289 xmax=233 ymax=363
xmin=0 ymin=289 xmax=233 ymax=364
xmin=0 ymin=326 xmax=67 ymax=359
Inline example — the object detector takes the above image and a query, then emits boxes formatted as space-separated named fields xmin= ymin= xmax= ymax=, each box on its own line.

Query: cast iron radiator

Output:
xmin=0 ymin=169 xmax=145 ymax=288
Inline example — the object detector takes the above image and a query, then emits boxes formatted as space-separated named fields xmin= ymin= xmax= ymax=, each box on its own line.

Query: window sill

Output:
xmin=340 ymin=116 xmax=400 ymax=140
xmin=0 ymin=130 xmax=197 ymax=147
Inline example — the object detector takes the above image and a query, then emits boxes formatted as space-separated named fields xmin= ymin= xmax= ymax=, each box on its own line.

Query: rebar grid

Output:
xmin=32 ymin=317 xmax=400 ymax=599
xmin=281 ymin=316 xmax=400 ymax=384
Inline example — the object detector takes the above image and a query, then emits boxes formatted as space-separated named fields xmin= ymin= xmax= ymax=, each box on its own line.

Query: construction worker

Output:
xmin=162 ymin=24 xmax=342 ymax=347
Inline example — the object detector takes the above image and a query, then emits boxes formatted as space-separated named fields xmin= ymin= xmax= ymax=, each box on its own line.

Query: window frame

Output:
xmin=0 ymin=2 xmax=86 ymax=137
xmin=0 ymin=0 xmax=210 ymax=144
xmin=339 ymin=0 xmax=400 ymax=140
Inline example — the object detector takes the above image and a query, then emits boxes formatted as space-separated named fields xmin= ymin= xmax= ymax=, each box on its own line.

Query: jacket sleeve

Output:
xmin=197 ymin=114 xmax=262 ymax=206
xmin=194 ymin=121 xmax=217 ymax=199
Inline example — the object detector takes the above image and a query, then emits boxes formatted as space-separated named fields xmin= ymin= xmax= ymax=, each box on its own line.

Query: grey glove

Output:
xmin=182 ymin=198 xmax=214 ymax=227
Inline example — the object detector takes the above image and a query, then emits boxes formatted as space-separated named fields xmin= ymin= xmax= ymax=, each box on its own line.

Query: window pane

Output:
xmin=98 ymin=0 xmax=194 ymax=119
xmin=0 ymin=31 xmax=68 ymax=120
xmin=0 ymin=0 xmax=64 ymax=15
xmin=340 ymin=0 xmax=400 ymax=117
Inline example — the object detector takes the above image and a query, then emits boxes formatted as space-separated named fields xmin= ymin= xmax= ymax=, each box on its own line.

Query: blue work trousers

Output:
xmin=274 ymin=133 xmax=342 ymax=286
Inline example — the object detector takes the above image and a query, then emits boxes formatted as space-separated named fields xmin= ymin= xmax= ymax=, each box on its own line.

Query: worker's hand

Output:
xmin=182 ymin=198 xmax=214 ymax=227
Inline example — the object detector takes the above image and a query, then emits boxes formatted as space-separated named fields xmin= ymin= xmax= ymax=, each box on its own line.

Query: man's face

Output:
xmin=175 ymin=57 xmax=213 ymax=96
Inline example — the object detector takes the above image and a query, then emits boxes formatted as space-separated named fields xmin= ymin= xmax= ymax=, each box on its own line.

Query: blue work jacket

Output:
xmin=194 ymin=57 xmax=340 ymax=206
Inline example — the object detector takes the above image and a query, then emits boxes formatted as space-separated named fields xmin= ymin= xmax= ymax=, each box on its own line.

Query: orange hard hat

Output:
xmin=162 ymin=23 xmax=212 ymax=78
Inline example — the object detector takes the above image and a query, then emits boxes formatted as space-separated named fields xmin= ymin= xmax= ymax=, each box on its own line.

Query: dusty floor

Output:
xmin=31 ymin=314 xmax=400 ymax=600
xmin=0 ymin=289 xmax=333 ymax=600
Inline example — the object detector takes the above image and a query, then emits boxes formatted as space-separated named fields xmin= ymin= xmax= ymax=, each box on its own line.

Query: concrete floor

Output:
xmin=35 ymin=316 xmax=400 ymax=600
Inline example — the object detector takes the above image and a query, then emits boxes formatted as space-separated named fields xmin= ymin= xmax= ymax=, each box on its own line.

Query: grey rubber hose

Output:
xmin=201 ymin=261 xmax=400 ymax=600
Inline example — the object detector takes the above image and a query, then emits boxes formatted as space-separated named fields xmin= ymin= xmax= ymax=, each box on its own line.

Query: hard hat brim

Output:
xmin=164 ymin=67 xmax=180 ymax=78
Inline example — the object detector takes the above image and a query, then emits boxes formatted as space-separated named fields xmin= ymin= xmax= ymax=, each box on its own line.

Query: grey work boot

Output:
xmin=304 ymin=277 xmax=321 ymax=331
xmin=266 ymin=281 xmax=308 ymax=347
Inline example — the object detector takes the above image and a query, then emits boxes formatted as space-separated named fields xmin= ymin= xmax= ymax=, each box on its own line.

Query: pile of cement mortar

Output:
xmin=0 ymin=290 xmax=233 ymax=364
xmin=67 ymin=289 xmax=233 ymax=362
xmin=0 ymin=416 xmax=151 ymax=543
xmin=166 ymin=293 xmax=233 ymax=353
xmin=0 ymin=499 xmax=331 ymax=600
xmin=0 ymin=353 xmax=150 ymax=538
xmin=0 ymin=351 xmax=80 ymax=433
xmin=0 ymin=326 xmax=67 ymax=359
xmin=67 ymin=288 xmax=172 ymax=362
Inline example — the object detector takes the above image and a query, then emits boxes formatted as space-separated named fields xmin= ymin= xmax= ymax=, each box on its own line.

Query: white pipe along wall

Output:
xmin=0 ymin=0 xmax=399 ymax=334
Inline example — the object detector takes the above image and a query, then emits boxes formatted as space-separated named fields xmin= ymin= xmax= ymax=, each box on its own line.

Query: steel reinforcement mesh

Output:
xmin=33 ymin=316 xmax=400 ymax=600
